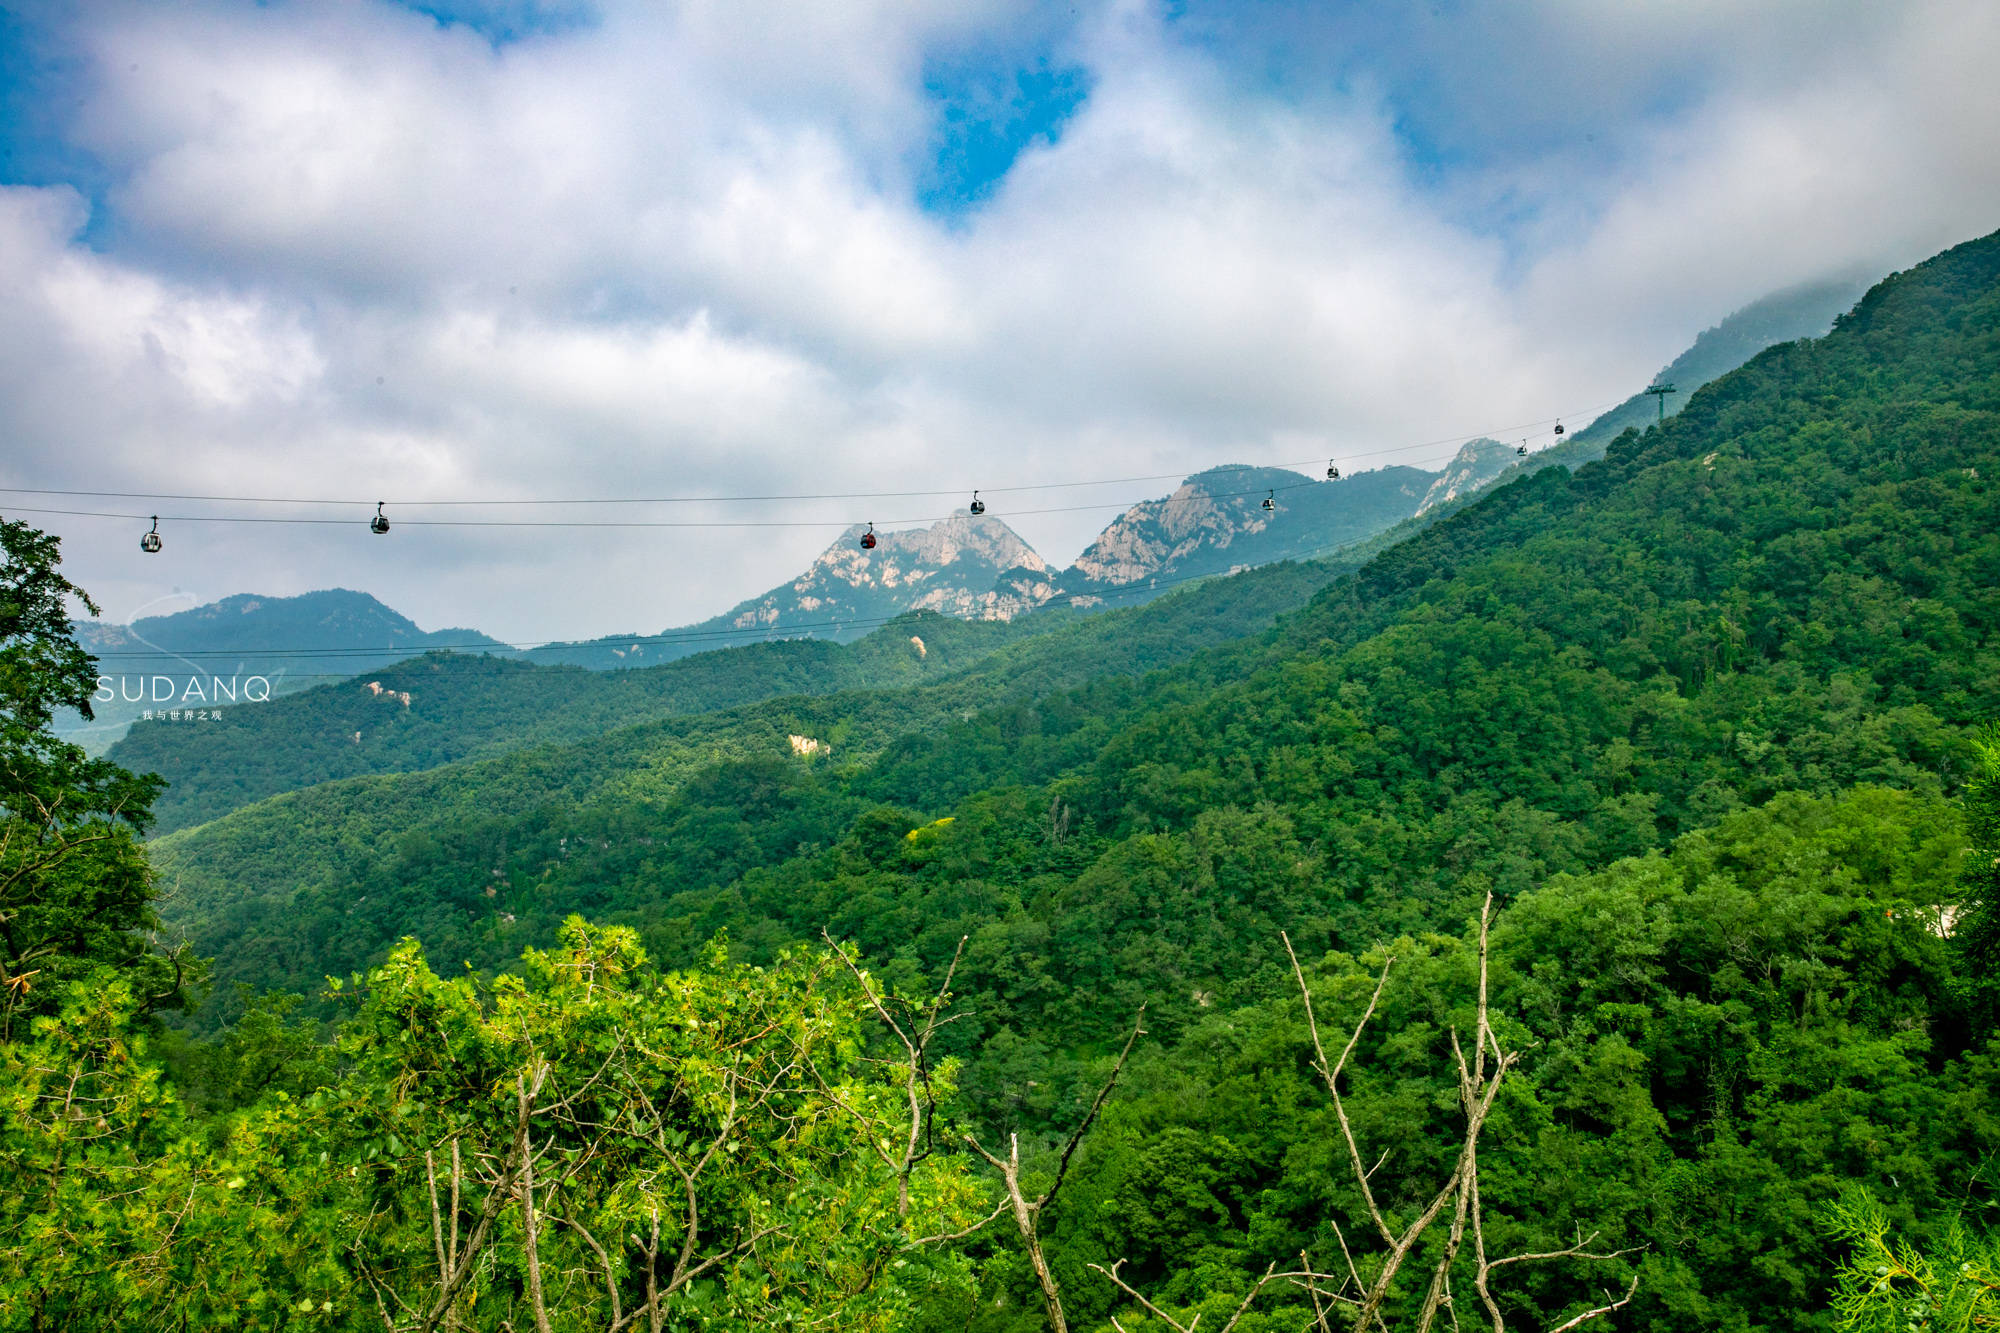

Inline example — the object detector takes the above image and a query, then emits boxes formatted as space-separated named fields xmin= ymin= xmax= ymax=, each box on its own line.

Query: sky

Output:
xmin=3 ymin=0 xmax=1998 ymax=642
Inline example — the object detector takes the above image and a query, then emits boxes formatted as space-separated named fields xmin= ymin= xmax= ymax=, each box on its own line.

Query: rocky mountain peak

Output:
xmin=716 ymin=513 xmax=1057 ymax=637
xmin=802 ymin=514 xmax=1049 ymax=594
xmin=1068 ymin=466 xmax=1296 ymax=588
xmin=1415 ymin=438 xmax=1517 ymax=515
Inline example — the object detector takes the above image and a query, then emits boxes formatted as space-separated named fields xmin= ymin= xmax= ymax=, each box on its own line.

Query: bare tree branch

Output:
xmin=962 ymin=1005 xmax=1146 ymax=1333
xmin=1544 ymin=1277 xmax=1640 ymax=1333
xmin=1091 ymin=905 xmax=1641 ymax=1333
xmin=1286 ymin=931 xmax=1398 ymax=1247
xmin=823 ymin=929 xmax=969 ymax=1216
xmin=1043 ymin=1005 xmax=1146 ymax=1209
xmin=908 ymin=1196 xmax=1010 ymax=1247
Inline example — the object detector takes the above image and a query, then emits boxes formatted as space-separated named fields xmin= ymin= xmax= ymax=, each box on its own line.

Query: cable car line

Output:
xmin=1 ymin=478 xmax=1332 ymax=533
xmin=27 ymin=396 xmax=1611 ymax=676
xmin=0 ymin=398 xmax=1620 ymax=512
xmin=82 ymin=526 xmax=1385 ymax=665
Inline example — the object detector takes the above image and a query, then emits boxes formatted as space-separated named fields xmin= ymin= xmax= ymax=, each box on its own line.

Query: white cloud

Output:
xmin=4 ymin=0 xmax=1999 ymax=639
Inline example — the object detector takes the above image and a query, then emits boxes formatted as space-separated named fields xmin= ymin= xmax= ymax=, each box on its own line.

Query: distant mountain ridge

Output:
xmin=1063 ymin=460 xmax=1451 ymax=597
xmin=1415 ymin=438 xmax=1516 ymax=514
xmin=535 ymin=445 xmax=1516 ymax=668
xmin=72 ymin=589 xmax=506 ymax=660
xmin=1561 ymin=274 xmax=1869 ymax=456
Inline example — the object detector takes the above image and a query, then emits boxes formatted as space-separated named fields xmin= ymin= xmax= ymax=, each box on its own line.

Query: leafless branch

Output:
xmin=908 ymin=1195 xmax=1010 ymax=1247
xmin=1089 ymin=904 xmax=1642 ymax=1333
xmin=548 ymin=1213 xmax=621 ymax=1330
xmin=1093 ymin=1258 xmax=1322 ymax=1333
xmin=1286 ymin=931 xmax=1397 ymax=1247
xmin=1043 ymin=1005 xmax=1146 ymax=1209
xmin=1544 ymin=1276 xmax=1640 ymax=1333
xmin=823 ymin=929 xmax=969 ymax=1215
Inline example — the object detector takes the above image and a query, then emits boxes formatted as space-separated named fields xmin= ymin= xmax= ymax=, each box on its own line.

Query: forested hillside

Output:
xmin=148 ymin=556 xmax=1347 ymax=1017
xmin=163 ymin=229 xmax=2000 ymax=1011
xmin=113 ymin=609 xmax=1029 ymax=833
xmin=10 ymin=230 xmax=2000 ymax=1332
xmin=112 ymin=457 xmax=1501 ymax=834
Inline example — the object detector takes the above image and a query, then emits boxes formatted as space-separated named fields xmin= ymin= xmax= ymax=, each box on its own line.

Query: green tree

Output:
xmin=2 ymin=921 xmax=989 ymax=1330
xmin=0 ymin=519 xmax=184 ymax=1036
xmin=1956 ymin=729 xmax=2000 ymax=1016
xmin=0 ymin=977 xmax=310 ymax=1330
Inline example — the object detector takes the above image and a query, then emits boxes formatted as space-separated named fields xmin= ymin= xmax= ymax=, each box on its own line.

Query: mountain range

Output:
xmin=64 ymin=272 xmax=1866 ymax=757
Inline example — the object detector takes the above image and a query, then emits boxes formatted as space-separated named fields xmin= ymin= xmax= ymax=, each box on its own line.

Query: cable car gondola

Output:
xmin=140 ymin=516 xmax=162 ymax=554
xmin=860 ymin=522 xmax=877 ymax=550
xmin=969 ymin=491 xmax=985 ymax=515
xmin=1326 ymin=460 xmax=1340 ymax=480
xmin=370 ymin=502 xmax=390 ymax=535
xmin=1553 ymin=419 xmax=1565 ymax=436
xmin=1261 ymin=489 xmax=1276 ymax=512
xmin=1516 ymin=441 xmax=1528 ymax=457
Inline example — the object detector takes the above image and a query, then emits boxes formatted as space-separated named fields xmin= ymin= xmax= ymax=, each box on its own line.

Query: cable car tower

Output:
xmin=1644 ymin=382 xmax=1678 ymax=420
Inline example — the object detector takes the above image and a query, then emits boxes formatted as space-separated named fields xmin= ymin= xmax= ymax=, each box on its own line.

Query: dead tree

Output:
xmin=821 ymin=930 xmax=968 ymax=1217
xmin=819 ymin=930 xmax=1148 ymax=1331
xmin=961 ymin=1008 xmax=1147 ymax=1333
xmin=1089 ymin=894 xmax=1638 ymax=1333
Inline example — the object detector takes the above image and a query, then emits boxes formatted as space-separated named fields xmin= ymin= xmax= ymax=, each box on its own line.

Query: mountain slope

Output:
xmin=109 ymin=610 xmax=1035 ymax=834
xmin=148 ymin=552 xmax=1352 ymax=1023
xmin=1252 ymin=274 xmax=1883 ymax=577
xmin=1557 ymin=273 xmax=1868 ymax=457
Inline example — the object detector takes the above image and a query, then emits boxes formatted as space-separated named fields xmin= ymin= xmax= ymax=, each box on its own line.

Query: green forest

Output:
xmin=7 ymin=230 xmax=2000 ymax=1332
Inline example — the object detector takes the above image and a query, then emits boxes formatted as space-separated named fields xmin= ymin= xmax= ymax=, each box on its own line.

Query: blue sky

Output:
xmin=919 ymin=52 xmax=1092 ymax=214
xmin=1 ymin=0 xmax=1995 ymax=639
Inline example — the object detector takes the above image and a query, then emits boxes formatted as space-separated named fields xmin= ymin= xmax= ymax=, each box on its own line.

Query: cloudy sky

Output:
xmin=3 ymin=0 xmax=1998 ymax=641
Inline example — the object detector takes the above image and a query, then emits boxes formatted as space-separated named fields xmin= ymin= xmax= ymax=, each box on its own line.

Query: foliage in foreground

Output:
xmin=1826 ymin=1191 xmax=2000 ymax=1332
xmin=1 ymin=517 xmax=188 ymax=1040
xmin=1 ymin=922 xmax=988 ymax=1331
